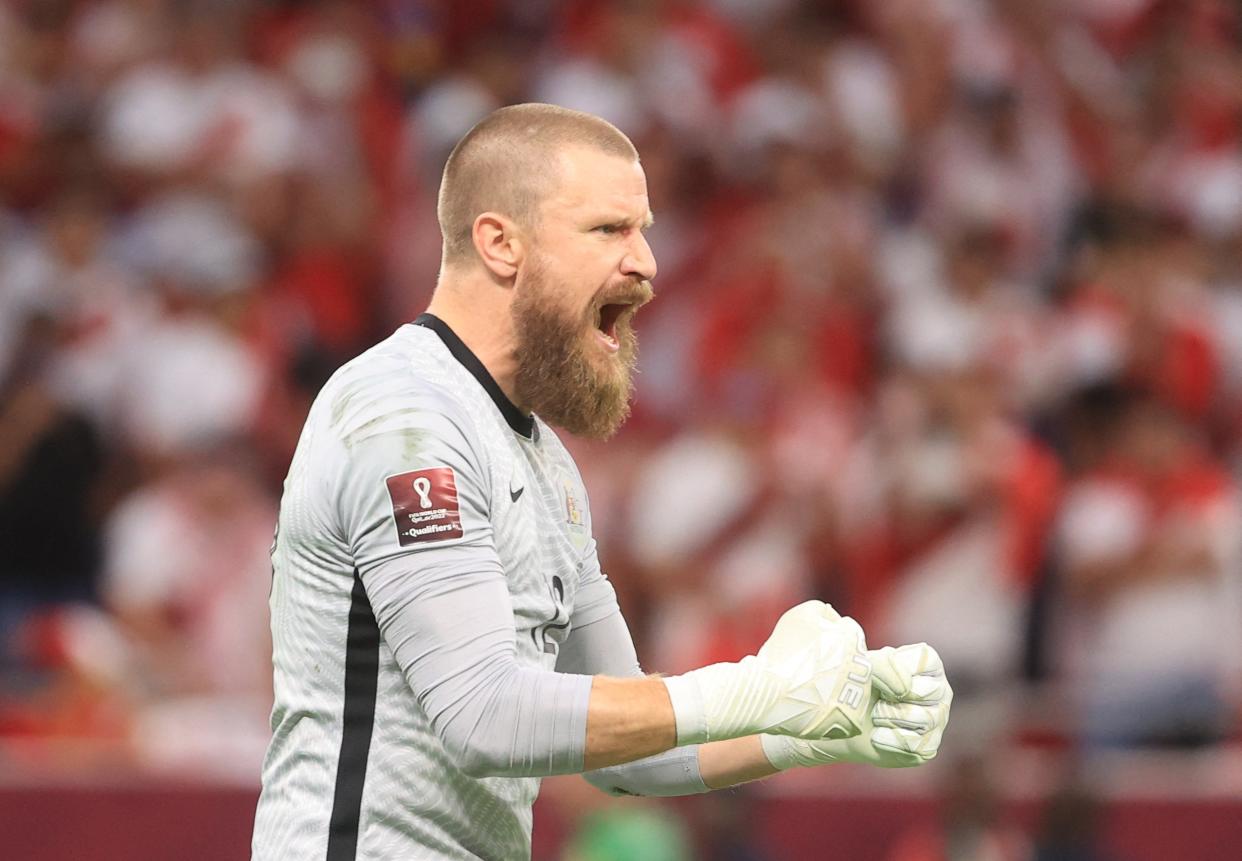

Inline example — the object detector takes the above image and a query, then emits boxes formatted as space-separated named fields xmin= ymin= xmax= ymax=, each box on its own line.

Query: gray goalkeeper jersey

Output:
xmin=252 ymin=316 xmax=625 ymax=860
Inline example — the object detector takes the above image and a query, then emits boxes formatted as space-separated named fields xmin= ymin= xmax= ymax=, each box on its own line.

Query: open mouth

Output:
xmin=593 ymin=302 xmax=629 ymax=352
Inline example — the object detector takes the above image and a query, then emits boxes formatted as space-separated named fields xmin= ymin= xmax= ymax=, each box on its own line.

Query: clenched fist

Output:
xmin=761 ymin=641 xmax=952 ymax=769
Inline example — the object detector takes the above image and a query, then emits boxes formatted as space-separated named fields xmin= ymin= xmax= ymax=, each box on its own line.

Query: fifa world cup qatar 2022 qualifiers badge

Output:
xmin=386 ymin=467 xmax=464 ymax=546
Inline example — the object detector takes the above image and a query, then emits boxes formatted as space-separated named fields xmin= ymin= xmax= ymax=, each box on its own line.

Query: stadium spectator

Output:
xmin=1055 ymin=390 xmax=1242 ymax=748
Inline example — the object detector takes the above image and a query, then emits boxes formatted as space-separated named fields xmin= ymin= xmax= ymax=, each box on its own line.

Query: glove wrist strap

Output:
xmin=759 ymin=733 xmax=799 ymax=771
xmin=662 ymin=674 xmax=708 ymax=745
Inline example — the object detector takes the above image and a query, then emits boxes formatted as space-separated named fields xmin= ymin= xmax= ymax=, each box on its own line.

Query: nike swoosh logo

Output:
xmin=510 ymin=485 xmax=525 ymax=502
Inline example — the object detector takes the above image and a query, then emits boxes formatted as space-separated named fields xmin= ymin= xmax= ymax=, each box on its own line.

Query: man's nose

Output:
xmin=621 ymin=231 xmax=657 ymax=282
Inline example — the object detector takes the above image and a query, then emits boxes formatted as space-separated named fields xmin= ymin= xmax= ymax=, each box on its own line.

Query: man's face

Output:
xmin=511 ymin=146 xmax=657 ymax=439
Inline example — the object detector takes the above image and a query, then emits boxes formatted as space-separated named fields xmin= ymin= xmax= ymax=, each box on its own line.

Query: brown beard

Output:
xmin=512 ymin=259 xmax=649 ymax=440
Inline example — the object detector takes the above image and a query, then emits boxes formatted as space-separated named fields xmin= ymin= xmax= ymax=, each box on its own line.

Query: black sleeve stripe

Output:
xmin=326 ymin=570 xmax=381 ymax=861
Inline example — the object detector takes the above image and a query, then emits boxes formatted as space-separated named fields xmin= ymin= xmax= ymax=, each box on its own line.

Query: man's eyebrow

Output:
xmin=587 ymin=211 xmax=654 ymax=229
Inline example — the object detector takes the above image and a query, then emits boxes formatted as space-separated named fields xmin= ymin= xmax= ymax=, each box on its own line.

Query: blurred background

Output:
xmin=2 ymin=0 xmax=1241 ymax=858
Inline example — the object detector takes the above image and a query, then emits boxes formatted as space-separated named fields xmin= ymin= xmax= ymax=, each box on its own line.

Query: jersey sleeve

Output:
xmin=329 ymin=389 xmax=593 ymax=778
xmin=334 ymin=396 xmax=498 ymax=575
xmin=557 ymin=545 xmax=709 ymax=798
xmin=568 ymin=537 xmax=631 ymax=631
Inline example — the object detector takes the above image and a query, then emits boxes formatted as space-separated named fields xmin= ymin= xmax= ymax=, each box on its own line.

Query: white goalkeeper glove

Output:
xmin=662 ymin=601 xmax=874 ymax=745
xmin=760 ymin=642 xmax=951 ymax=770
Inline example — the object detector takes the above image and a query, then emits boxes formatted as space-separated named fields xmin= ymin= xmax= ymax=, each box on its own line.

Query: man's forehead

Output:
xmin=545 ymin=145 xmax=649 ymax=215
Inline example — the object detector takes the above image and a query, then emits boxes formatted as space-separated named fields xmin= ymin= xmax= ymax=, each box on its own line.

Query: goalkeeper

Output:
xmin=252 ymin=104 xmax=951 ymax=861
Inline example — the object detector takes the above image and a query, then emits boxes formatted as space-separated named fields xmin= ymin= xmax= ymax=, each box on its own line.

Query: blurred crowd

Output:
xmin=1 ymin=0 xmax=1241 ymax=852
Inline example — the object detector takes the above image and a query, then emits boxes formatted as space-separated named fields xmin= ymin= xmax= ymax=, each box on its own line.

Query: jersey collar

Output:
xmin=413 ymin=313 xmax=536 ymax=439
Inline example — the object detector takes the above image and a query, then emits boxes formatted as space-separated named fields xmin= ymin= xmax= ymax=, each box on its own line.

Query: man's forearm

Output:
xmin=579 ymin=730 xmax=777 ymax=797
xmin=584 ymin=679 xmax=779 ymax=788
xmin=581 ymin=684 xmax=777 ymax=796
xmin=699 ymin=735 xmax=780 ymax=789
xmin=583 ymin=676 xmax=678 ymax=770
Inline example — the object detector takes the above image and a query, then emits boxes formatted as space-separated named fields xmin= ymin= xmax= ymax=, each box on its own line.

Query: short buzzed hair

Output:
xmin=437 ymin=103 xmax=639 ymax=263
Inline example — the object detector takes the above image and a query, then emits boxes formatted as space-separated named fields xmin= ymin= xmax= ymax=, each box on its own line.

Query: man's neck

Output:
xmin=424 ymin=273 xmax=524 ymax=412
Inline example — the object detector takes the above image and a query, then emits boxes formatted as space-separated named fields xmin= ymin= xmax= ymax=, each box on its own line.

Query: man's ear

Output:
xmin=472 ymin=212 xmax=526 ymax=280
